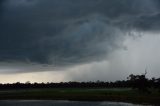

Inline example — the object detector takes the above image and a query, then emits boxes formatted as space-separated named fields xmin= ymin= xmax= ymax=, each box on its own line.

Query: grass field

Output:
xmin=0 ymin=88 xmax=159 ymax=105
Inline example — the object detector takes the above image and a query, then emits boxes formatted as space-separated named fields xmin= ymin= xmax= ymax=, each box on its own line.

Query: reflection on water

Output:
xmin=0 ymin=100 xmax=150 ymax=106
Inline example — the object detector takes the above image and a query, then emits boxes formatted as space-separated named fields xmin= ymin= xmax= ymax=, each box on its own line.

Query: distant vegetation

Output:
xmin=0 ymin=73 xmax=160 ymax=92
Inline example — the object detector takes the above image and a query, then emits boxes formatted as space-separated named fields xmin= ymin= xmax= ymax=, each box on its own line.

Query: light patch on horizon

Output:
xmin=0 ymin=71 xmax=67 ymax=83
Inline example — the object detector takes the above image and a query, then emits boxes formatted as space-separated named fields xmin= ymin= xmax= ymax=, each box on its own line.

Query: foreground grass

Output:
xmin=0 ymin=88 xmax=159 ymax=105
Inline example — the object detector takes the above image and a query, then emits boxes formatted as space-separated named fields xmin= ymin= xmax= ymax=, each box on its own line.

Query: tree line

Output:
xmin=0 ymin=73 xmax=160 ymax=91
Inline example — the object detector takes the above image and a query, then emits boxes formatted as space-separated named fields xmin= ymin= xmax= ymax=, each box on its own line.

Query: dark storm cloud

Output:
xmin=0 ymin=0 xmax=160 ymax=72
xmin=131 ymin=13 xmax=160 ymax=31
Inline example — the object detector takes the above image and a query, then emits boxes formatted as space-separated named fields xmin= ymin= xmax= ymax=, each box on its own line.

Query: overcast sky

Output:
xmin=0 ymin=0 xmax=160 ymax=83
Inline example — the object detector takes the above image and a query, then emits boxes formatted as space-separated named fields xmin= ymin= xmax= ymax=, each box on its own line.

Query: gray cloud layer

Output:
xmin=1 ymin=0 xmax=160 ymax=72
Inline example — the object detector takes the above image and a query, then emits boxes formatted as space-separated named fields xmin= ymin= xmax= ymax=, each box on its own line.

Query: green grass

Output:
xmin=0 ymin=88 xmax=159 ymax=105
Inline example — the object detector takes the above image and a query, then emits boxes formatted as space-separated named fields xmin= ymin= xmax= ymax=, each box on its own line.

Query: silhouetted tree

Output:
xmin=127 ymin=72 xmax=149 ymax=92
